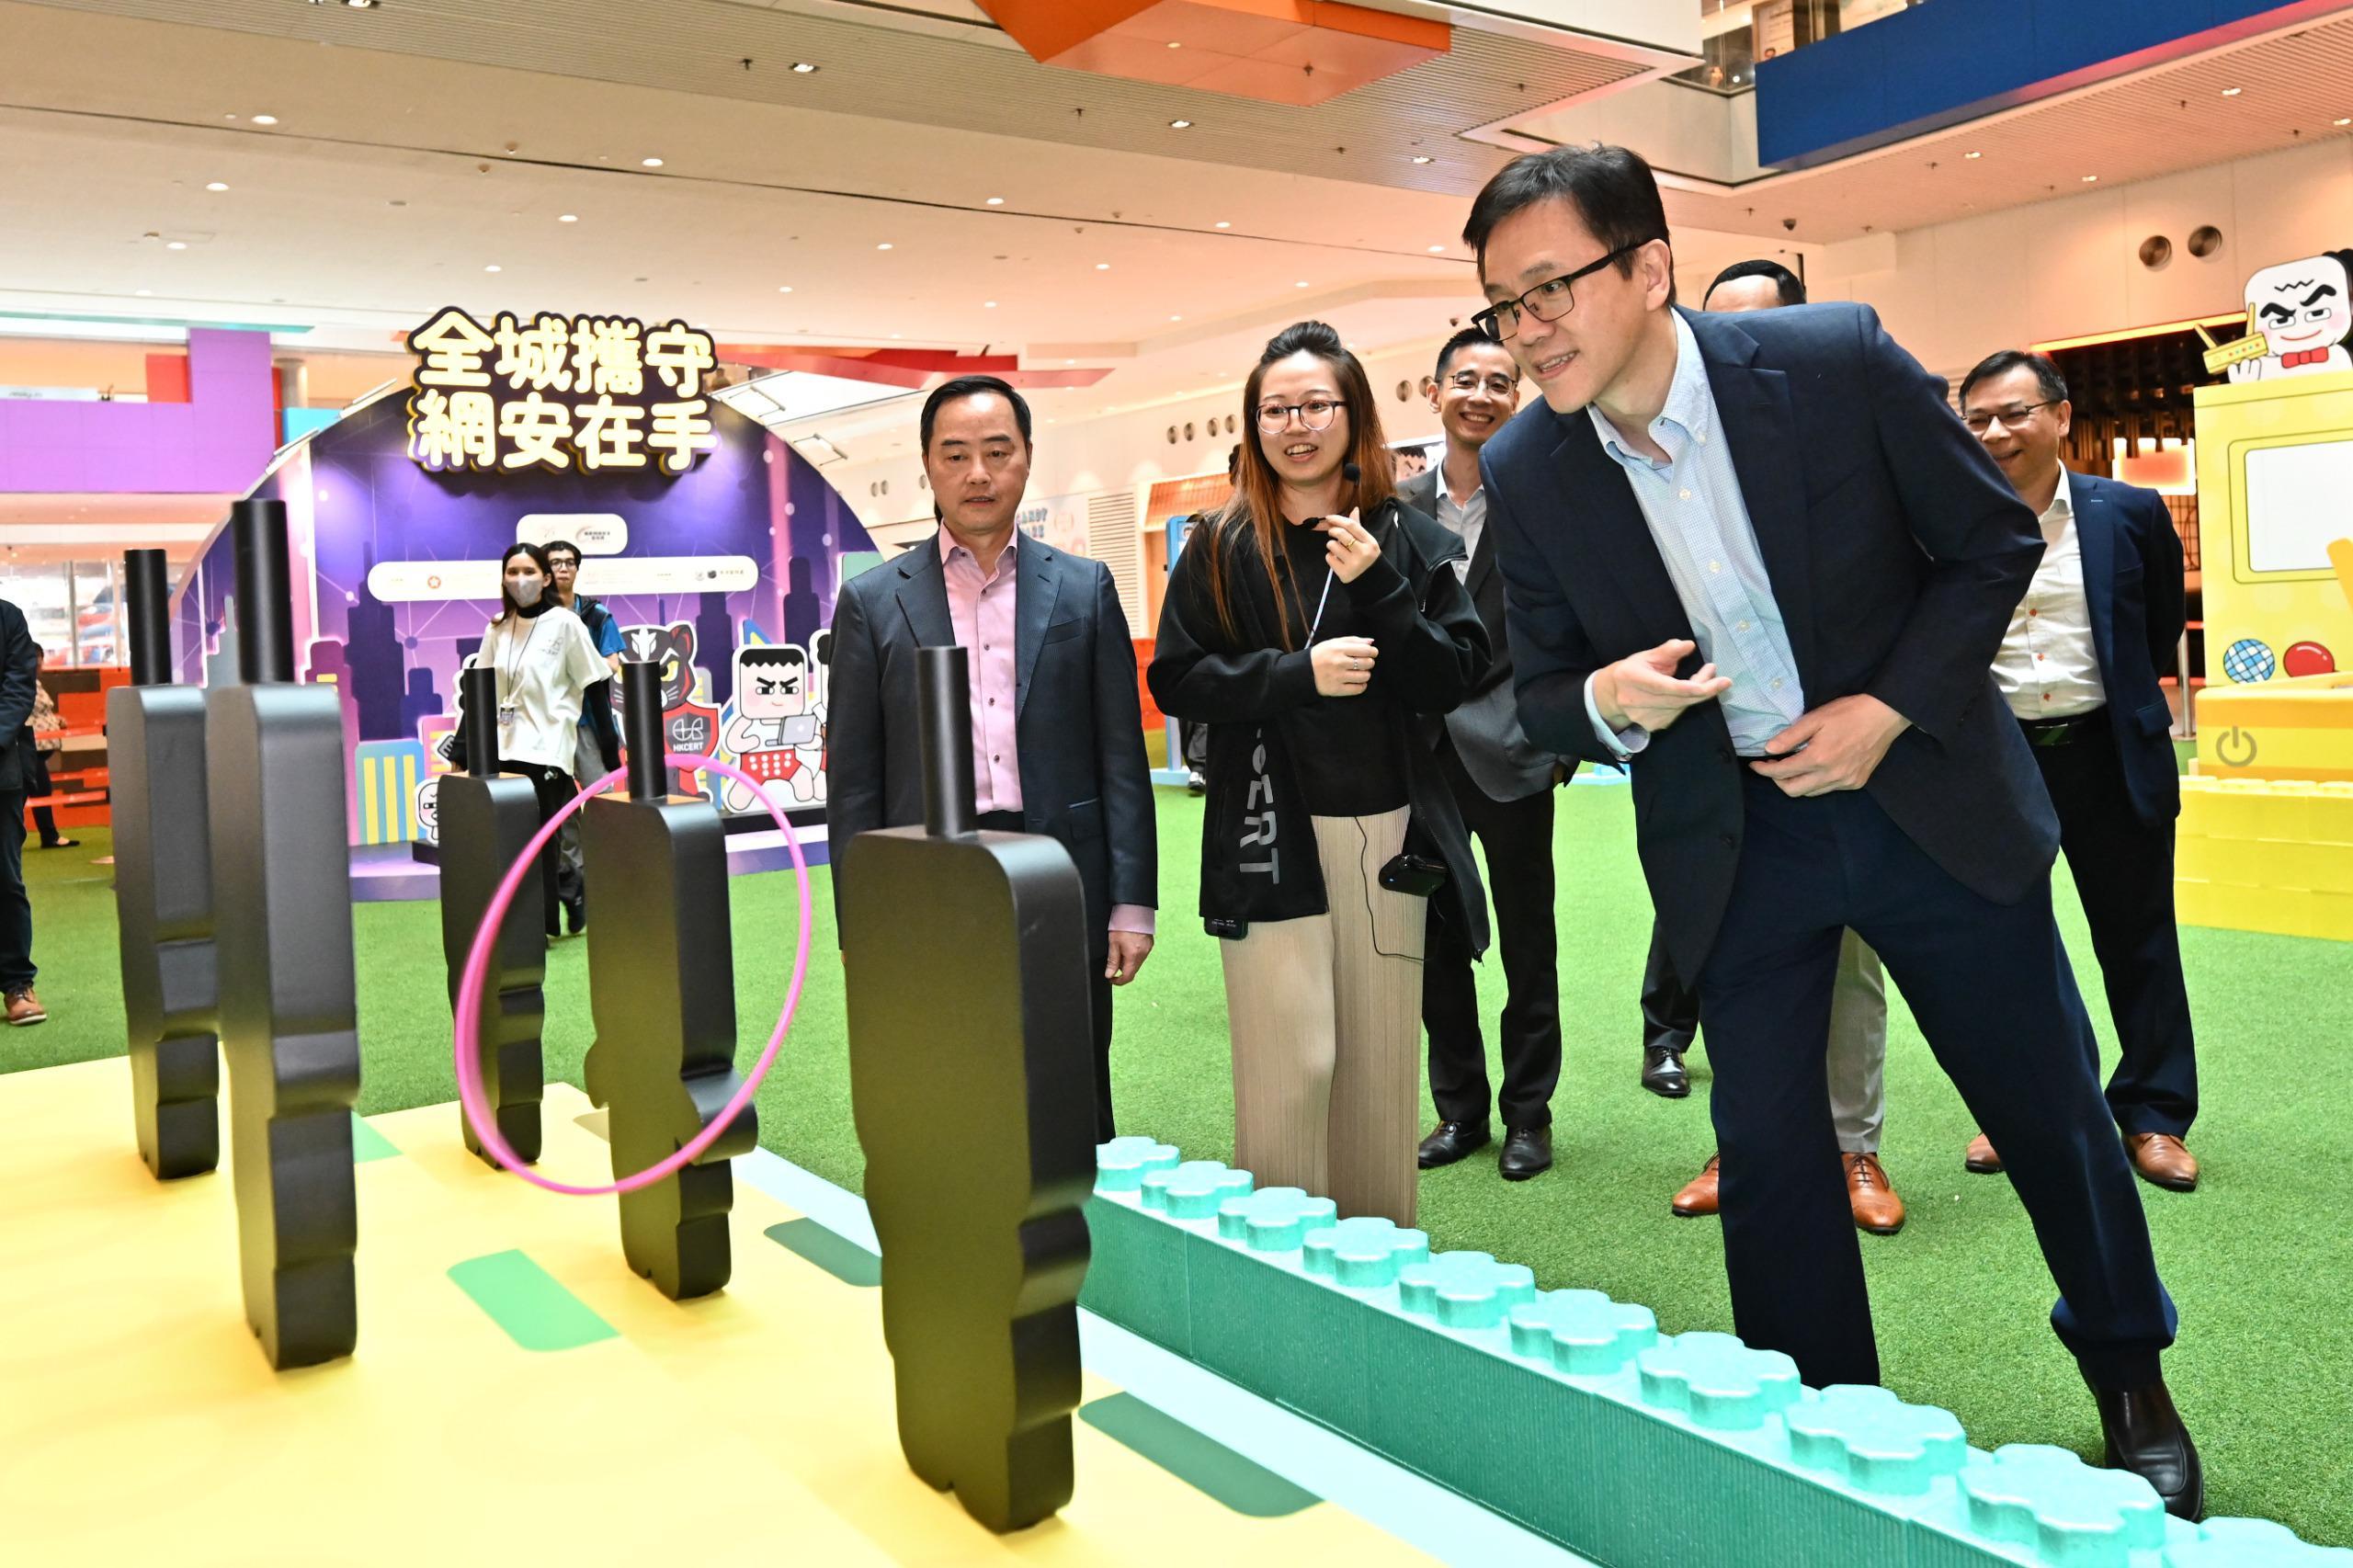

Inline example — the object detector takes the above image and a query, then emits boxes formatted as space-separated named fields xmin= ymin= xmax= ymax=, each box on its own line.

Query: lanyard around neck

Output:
xmin=497 ymin=616 xmax=540 ymax=707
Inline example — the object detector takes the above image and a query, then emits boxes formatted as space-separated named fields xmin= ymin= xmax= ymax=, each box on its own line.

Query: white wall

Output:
xmin=824 ymin=133 xmax=2353 ymax=607
xmin=1809 ymin=137 xmax=2353 ymax=380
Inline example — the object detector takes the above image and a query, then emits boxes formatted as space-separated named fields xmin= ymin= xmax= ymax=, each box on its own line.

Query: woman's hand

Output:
xmin=1317 ymin=508 xmax=1380 ymax=584
xmin=1312 ymin=635 xmax=1379 ymax=698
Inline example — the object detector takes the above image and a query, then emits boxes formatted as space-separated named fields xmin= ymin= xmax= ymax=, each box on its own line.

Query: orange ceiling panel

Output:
xmin=977 ymin=0 xmax=1447 ymax=105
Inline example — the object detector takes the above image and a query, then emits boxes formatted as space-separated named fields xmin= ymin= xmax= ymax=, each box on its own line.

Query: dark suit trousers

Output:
xmin=1421 ymin=739 xmax=1562 ymax=1130
xmin=0 ymin=790 xmax=28 ymax=989
xmin=2033 ymin=716 xmax=2199 ymax=1139
xmin=1641 ymin=922 xmax=1699 ymax=1055
xmin=979 ymin=810 xmax=1119 ymax=1142
xmin=1698 ymin=772 xmax=2174 ymax=1391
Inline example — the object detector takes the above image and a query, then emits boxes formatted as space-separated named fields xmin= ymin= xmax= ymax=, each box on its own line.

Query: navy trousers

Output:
xmin=2033 ymin=720 xmax=2200 ymax=1139
xmin=0 ymin=790 xmax=28 ymax=990
xmin=1696 ymin=771 xmax=2176 ymax=1391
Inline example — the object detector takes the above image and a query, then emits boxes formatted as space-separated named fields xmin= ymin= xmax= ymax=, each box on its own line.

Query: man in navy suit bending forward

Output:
xmin=1466 ymin=144 xmax=2200 ymax=1517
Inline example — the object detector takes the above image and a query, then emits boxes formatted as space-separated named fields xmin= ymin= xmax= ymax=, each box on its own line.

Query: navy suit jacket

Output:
xmin=2063 ymin=469 xmax=2186 ymax=825
xmin=825 ymin=531 xmax=1156 ymax=954
xmin=1398 ymin=469 xmax=1564 ymax=801
xmin=1482 ymin=303 xmax=2058 ymax=983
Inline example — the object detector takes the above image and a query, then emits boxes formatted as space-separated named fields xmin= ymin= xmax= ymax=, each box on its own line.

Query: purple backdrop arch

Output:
xmin=171 ymin=389 xmax=886 ymax=845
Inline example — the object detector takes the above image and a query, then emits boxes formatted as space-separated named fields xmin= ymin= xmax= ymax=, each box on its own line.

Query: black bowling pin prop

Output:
xmin=581 ymin=660 xmax=756 ymax=1299
xmin=438 ymin=665 xmax=548 ymax=1165
xmin=108 ymin=548 xmax=222 ymax=1180
xmin=843 ymin=646 xmax=1096 ymax=1534
xmin=205 ymin=499 xmax=362 ymax=1369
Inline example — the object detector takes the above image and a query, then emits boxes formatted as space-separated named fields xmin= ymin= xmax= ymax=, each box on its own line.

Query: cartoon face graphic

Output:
xmin=2246 ymin=256 xmax=2353 ymax=362
xmin=620 ymin=621 xmax=698 ymax=710
xmin=736 ymin=645 xmax=810 ymax=721
xmin=414 ymin=778 xmax=439 ymax=843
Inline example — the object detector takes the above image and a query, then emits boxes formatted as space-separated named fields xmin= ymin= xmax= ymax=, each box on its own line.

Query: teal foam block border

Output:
xmin=1078 ymin=1138 xmax=2353 ymax=1568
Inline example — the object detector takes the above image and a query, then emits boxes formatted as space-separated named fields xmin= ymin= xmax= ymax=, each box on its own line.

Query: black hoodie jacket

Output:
xmin=1148 ymin=495 xmax=1493 ymax=955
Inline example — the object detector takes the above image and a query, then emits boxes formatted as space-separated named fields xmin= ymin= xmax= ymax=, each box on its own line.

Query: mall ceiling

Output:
xmin=3 ymin=0 xmax=2349 ymax=441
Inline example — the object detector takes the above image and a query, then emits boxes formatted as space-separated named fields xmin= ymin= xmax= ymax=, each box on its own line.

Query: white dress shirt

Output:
xmin=1992 ymin=470 xmax=2106 ymax=720
xmin=1580 ymin=311 xmax=1808 ymax=758
xmin=1433 ymin=483 xmax=1485 ymax=585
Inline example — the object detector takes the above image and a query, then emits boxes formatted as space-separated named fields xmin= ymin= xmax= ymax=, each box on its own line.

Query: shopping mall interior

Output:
xmin=3 ymin=1 xmax=2351 ymax=1563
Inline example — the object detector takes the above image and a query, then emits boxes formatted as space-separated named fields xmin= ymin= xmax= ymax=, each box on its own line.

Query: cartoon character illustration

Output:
xmin=720 ymin=643 xmax=824 ymax=811
xmin=619 ymin=619 xmax=720 ymax=778
xmin=620 ymin=620 xmax=701 ymax=711
xmin=414 ymin=776 xmax=440 ymax=845
xmin=2225 ymin=253 xmax=2353 ymax=381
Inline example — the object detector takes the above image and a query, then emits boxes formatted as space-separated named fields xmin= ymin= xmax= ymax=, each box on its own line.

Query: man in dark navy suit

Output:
xmin=1465 ymin=144 xmax=2199 ymax=1516
xmin=827 ymin=376 xmax=1158 ymax=1142
xmin=1955 ymin=351 xmax=2200 ymax=1192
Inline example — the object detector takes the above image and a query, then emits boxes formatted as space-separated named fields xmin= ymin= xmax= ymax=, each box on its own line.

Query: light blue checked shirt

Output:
xmin=1582 ymin=312 xmax=1807 ymax=758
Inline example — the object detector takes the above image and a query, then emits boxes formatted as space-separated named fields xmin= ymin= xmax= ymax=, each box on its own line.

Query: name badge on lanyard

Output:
xmin=497 ymin=619 xmax=540 ymax=733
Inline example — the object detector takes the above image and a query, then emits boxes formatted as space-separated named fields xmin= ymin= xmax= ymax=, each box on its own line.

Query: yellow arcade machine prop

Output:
xmin=2181 ymin=248 xmax=2353 ymax=940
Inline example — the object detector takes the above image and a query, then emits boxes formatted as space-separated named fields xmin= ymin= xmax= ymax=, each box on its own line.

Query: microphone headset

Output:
xmin=1307 ymin=460 xmax=1366 ymax=642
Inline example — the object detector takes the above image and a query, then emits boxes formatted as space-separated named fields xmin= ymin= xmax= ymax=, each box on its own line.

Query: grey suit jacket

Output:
xmin=825 ymin=529 xmax=1157 ymax=954
xmin=1399 ymin=470 xmax=1563 ymax=802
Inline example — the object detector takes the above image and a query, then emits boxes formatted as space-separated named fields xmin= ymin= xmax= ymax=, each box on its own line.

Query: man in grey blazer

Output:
xmin=1407 ymin=328 xmax=1572 ymax=1180
xmin=827 ymin=376 xmax=1157 ymax=1142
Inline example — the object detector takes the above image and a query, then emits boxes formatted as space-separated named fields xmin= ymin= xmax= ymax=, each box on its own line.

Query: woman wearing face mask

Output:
xmin=1148 ymin=321 xmax=1490 ymax=1227
xmin=467 ymin=542 xmax=613 ymax=937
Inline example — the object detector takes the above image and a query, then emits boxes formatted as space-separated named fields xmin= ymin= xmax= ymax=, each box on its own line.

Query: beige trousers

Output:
xmin=1220 ymin=807 xmax=1427 ymax=1228
xmin=1826 ymin=928 xmax=1891 ymax=1153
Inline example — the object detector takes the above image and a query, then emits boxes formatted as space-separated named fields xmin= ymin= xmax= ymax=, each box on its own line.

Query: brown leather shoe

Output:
xmin=5 ymin=986 xmax=46 ymax=1027
xmin=1845 ymin=1152 xmax=1906 ymax=1234
xmin=1964 ymin=1131 xmax=2003 ymax=1174
xmin=1671 ymin=1153 xmax=1721 ymax=1217
xmin=2124 ymin=1132 xmax=2200 ymax=1192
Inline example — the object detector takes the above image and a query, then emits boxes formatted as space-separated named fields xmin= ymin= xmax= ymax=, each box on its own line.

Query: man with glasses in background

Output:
xmin=1406 ymin=327 xmax=1573 ymax=1182
xmin=1954 ymin=350 xmax=2200 ymax=1193
xmin=1465 ymin=144 xmax=2199 ymax=1517
xmin=543 ymin=539 xmax=622 ymax=934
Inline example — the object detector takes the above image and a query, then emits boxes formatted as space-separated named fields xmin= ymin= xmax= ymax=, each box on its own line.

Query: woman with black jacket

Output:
xmin=1149 ymin=321 xmax=1490 ymax=1227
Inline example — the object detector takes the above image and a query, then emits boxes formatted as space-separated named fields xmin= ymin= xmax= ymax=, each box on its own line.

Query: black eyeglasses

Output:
xmin=1472 ymin=242 xmax=1652 ymax=343
xmin=1960 ymin=400 xmax=2058 ymax=435
xmin=1443 ymin=369 xmax=1519 ymax=397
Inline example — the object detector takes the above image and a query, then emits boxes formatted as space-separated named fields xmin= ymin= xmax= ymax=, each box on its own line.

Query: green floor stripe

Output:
xmin=1079 ymin=1392 xmax=1320 ymax=1518
xmin=350 ymin=1113 xmax=400 ymax=1163
xmin=447 ymin=1250 xmax=619 ymax=1352
xmin=763 ymin=1218 xmax=881 ymax=1288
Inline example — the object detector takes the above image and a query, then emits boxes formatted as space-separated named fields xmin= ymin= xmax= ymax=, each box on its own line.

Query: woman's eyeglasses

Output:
xmin=1256 ymin=398 xmax=1345 ymax=434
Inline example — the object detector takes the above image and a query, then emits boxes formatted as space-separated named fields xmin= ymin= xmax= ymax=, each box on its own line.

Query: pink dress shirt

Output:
xmin=938 ymin=528 xmax=1153 ymax=938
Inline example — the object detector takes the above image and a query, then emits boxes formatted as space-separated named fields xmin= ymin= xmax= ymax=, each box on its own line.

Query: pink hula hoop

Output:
xmin=449 ymin=752 xmax=813 ymax=1196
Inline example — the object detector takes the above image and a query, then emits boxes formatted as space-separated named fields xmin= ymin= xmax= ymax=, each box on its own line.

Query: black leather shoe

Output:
xmin=1641 ymin=1046 xmax=1690 ymax=1098
xmin=2088 ymin=1377 xmax=2203 ymax=1520
xmin=1417 ymin=1121 xmax=1491 ymax=1169
xmin=563 ymin=895 xmax=586 ymax=936
xmin=1499 ymin=1126 xmax=1552 ymax=1180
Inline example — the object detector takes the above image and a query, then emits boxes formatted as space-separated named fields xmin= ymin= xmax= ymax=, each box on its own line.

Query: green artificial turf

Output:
xmin=9 ymin=799 xmax=2348 ymax=1547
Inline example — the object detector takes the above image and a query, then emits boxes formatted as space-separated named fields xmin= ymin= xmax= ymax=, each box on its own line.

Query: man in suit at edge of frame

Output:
xmin=1468 ymin=143 xmax=2199 ymax=1517
xmin=1954 ymin=349 xmax=2200 ymax=1192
